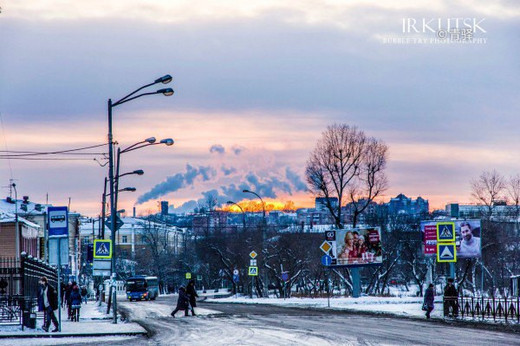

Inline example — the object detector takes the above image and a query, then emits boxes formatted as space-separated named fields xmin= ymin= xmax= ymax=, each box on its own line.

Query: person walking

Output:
xmin=443 ymin=278 xmax=458 ymax=317
xmin=80 ymin=286 xmax=88 ymax=304
xmin=170 ymin=287 xmax=190 ymax=317
xmin=423 ymin=283 xmax=435 ymax=319
xmin=65 ymin=281 xmax=73 ymax=320
xmin=70 ymin=284 xmax=82 ymax=322
xmin=186 ymin=280 xmax=199 ymax=316
xmin=39 ymin=276 xmax=59 ymax=332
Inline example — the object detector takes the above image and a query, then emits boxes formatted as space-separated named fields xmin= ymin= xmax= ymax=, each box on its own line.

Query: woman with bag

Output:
xmin=70 ymin=284 xmax=82 ymax=322
xmin=423 ymin=283 xmax=435 ymax=319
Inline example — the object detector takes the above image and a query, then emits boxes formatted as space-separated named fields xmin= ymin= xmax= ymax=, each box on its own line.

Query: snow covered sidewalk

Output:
xmin=208 ymin=295 xmax=445 ymax=320
xmin=0 ymin=300 xmax=147 ymax=339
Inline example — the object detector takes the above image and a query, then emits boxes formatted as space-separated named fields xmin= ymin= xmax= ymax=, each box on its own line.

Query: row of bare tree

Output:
xmin=114 ymin=124 xmax=520 ymax=298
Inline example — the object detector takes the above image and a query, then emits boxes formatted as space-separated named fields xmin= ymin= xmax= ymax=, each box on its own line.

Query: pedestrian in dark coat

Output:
xmin=170 ymin=287 xmax=190 ymax=317
xmin=65 ymin=282 xmax=73 ymax=320
xmin=423 ymin=283 xmax=435 ymax=319
xmin=39 ymin=276 xmax=59 ymax=332
xmin=443 ymin=278 xmax=458 ymax=317
xmin=80 ymin=286 xmax=88 ymax=304
xmin=70 ymin=284 xmax=82 ymax=322
xmin=186 ymin=280 xmax=199 ymax=316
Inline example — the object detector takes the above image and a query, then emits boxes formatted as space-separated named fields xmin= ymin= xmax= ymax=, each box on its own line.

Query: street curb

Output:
xmin=0 ymin=330 xmax=147 ymax=338
xmin=204 ymin=300 xmax=520 ymax=334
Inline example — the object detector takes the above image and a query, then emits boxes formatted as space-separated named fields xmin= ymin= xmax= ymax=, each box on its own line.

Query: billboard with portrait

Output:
xmin=324 ymin=228 xmax=383 ymax=267
xmin=420 ymin=220 xmax=481 ymax=258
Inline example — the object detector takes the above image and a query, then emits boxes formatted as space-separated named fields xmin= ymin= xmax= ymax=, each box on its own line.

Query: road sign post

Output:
xmin=249 ymin=251 xmax=257 ymax=298
xmin=47 ymin=206 xmax=69 ymax=333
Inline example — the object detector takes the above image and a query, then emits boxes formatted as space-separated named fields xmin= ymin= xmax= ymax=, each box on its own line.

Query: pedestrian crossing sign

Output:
xmin=437 ymin=243 xmax=456 ymax=262
xmin=248 ymin=266 xmax=258 ymax=276
xmin=436 ymin=222 xmax=455 ymax=242
xmin=93 ymin=240 xmax=112 ymax=259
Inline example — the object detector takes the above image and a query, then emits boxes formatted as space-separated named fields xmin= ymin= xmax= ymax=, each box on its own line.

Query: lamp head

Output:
xmin=155 ymin=74 xmax=173 ymax=84
xmin=157 ymin=88 xmax=174 ymax=96
xmin=133 ymin=170 xmax=144 ymax=176
xmin=242 ymin=189 xmax=250 ymax=193
xmin=226 ymin=201 xmax=234 ymax=205
xmin=160 ymin=138 xmax=174 ymax=146
xmin=145 ymin=137 xmax=156 ymax=144
xmin=122 ymin=187 xmax=136 ymax=192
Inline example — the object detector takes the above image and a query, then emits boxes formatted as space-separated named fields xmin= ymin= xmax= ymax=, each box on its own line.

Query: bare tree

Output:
xmin=305 ymin=124 xmax=388 ymax=228
xmin=506 ymin=174 xmax=520 ymax=225
xmin=471 ymin=170 xmax=506 ymax=219
xmin=349 ymin=138 xmax=389 ymax=227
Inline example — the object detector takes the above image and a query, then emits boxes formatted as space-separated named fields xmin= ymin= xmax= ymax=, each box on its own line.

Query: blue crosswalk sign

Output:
xmin=437 ymin=222 xmax=455 ymax=242
xmin=94 ymin=240 xmax=112 ymax=259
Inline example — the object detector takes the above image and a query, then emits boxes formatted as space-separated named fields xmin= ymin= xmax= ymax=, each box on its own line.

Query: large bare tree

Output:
xmin=471 ymin=170 xmax=506 ymax=219
xmin=305 ymin=124 xmax=388 ymax=228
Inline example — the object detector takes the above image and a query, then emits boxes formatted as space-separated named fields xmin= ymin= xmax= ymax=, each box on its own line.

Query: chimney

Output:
xmin=133 ymin=207 xmax=136 ymax=218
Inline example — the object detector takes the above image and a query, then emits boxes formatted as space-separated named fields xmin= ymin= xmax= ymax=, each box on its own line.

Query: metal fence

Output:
xmin=0 ymin=254 xmax=57 ymax=325
xmin=445 ymin=295 xmax=520 ymax=323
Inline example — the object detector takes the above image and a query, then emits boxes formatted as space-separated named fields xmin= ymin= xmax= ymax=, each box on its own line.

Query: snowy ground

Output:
xmin=208 ymin=295 xmax=445 ymax=319
xmin=118 ymin=296 xmax=520 ymax=345
xmin=0 ymin=299 xmax=146 ymax=344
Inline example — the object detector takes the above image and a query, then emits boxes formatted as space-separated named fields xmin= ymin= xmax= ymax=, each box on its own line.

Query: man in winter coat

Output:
xmin=171 ymin=287 xmax=190 ymax=317
xmin=39 ymin=276 xmax=59 ymax=332
xmin=423 ymin=283 xmax=435 ymax=319
xmin=186 ymin=280 xmax=199 ymax=316
xmin=443 ymin=278 xmax=458 ymax=317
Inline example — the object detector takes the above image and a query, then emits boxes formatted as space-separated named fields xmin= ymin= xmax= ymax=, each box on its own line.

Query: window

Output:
xmin=122 ymin=235 xmax=128 ymax=243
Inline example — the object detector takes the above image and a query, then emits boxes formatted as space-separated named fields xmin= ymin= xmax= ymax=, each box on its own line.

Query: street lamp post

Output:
xmin=11 ymin=183 xmax=19 ymax=260
xmin=242 ymin=189 xmax=267 ymax=297
xmin=227 ymin=200 xmax=246 ymax=231
xmin=106 ymin=74 xmax=174 ymax=324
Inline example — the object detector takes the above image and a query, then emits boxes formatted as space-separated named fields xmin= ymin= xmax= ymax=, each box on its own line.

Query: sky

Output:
xmin=0 ymin=0 xmax=519 ymax=216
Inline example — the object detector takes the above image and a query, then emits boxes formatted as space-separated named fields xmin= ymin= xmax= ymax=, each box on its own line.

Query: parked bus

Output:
xmin=126 ymin=276 xmax=159 ymax=301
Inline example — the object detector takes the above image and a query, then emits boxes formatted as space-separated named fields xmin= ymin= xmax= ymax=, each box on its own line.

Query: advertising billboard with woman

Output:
xmin=324 ymin=228 xmax=383 ymax=267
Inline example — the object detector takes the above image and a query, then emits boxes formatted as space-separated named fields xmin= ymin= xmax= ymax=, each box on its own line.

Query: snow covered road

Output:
xmin=116 ymin=295 xmax=520 ymax=345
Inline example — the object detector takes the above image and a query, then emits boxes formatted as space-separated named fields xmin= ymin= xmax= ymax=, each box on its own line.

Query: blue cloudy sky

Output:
xmin=0 ymin=1 xmax=519 ymax=215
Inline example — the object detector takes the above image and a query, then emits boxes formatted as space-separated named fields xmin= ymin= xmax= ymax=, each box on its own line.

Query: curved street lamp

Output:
xmin=242 ymin=189 xmax=265 ymax=219
xmin=106 ymin=74 xmax=174 ymax=324
xmin=242 ymin=189 xmax=268 ymax=297
xmin=227 ymin=201 xmax=246 ymax=231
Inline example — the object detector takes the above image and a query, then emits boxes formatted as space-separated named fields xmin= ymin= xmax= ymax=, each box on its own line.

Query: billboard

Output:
xmin=421 ymin=220 xmax=481 ymax=258
xmin=324 ymin=228 xmax=383 ymax=266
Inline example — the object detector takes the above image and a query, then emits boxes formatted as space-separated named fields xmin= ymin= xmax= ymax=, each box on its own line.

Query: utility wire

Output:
xmin=0 ymin=112 xmax=14 ymax=177
xmin=0 ymin=157 xmax=99 ymax=161
xmin=0 ymin=143 xmax=107 ymax=157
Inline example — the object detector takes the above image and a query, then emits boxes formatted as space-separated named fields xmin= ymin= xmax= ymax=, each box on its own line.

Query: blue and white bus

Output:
xmin=126 ymin=276 xmax=159 ymax=301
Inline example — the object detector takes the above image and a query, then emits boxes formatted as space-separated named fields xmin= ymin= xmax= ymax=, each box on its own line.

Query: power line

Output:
xmin=0 ymin=112 xmax=14 ymax=178
xmin=0 ymin=157 xmax=99 ymax=161
xmin=0 ymin=143 xmax=107 ymax=157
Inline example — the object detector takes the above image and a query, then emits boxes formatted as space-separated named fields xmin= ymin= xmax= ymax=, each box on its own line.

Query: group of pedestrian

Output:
xmin=38 ymin=276 xmax=92 ymax=332
xmin=171 ymin=280 xmax=199 ymax=317
xmin=63 ymin=281 xmax=87 ymax=321
xmin=421 ymin=278 xmax=459 ymax=319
